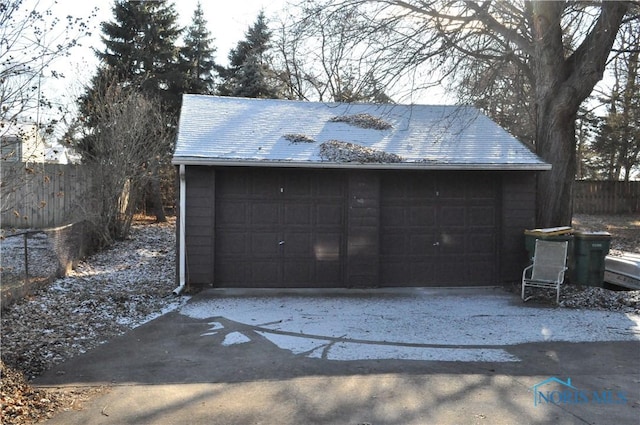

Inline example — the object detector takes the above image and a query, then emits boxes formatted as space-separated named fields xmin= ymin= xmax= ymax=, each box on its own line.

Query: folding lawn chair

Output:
xmin=521 ymin=239 xmax=569 ymax=304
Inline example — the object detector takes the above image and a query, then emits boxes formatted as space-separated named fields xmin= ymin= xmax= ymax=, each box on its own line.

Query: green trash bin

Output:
xmin=524 ymin=227 xmax=574 ymax=280
xmin=573 ymin=231 xmax=611 ymax=287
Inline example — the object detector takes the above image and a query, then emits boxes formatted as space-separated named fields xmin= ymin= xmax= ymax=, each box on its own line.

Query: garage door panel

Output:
xmin=252 ymin=172 xmax=280 ymax=197
xmin=410 ymin=233 xmax=437 ymax=252
xmin=250 ymin=233 xmax=280 ymax=256
xmin=250 ymin=261 xmax=280 ymax=283
xmin=410 ymin=206 xmax=436 ymax=226
xmin=381 ymin=172 xmax=497 ymax=286
xmin=410 ymin=262 xmax=437 ymax=284
xmin=283 ymin=261 xmax=311 ymax=284
xmin=218 ymin=202 xmax=247 ymax=225
xmin=436 ymin=258 xmax=467 ymax=283
xmin=283 ymin=232 xmax=313 ymax=256
xmin=438 ymin=179 xmax=466 ymax=199
xmin=411 ymin=183 xmax=437 ymax=199
xmin=314 ymin=233 xmax=341 ymax=260
xmin=439 ymin=206 xmax=465 ymax=226
xmin=317 ymin=204 xmax=343 ymax=225
xmin=382 ymin=261 xmax=437 ymax=286
xmin=215 ymin=169 xmax=496 ymax=288
xmin=438 ymin=230 xmax=465 ymax=253
xmin=215 ymin=169 xmax=345 ymax=287
xmin=284 ymin=204 xmax=312 ymax=225
xmin=381 ymin=233 xmax=438 ymax=257
xmin=284 ymin=175 xmax=313 ymax=198
xmin=315 ymin=261 xmax=342 ymax=284
xmin=251 ymin=202 xmax=279 ymax=225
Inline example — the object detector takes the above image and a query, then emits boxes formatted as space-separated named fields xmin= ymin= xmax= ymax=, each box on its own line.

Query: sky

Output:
xmin=16 ymin=0 xmax=620 ymax=118
xmin=18 ymin=0 xmax=289 ymax=124
xmin=43 ymin=0 xmax=449 ymax=102
xmin=22 ymin=0 xmax=444 ymax=131
xmin=58 ymin=0 xmax=290 ymax=69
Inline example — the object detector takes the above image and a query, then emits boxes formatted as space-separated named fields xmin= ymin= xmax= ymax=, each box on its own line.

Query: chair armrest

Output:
xmin=556 ymin=266 xmax=569 ymax=282
xmin=522 ymin=264 xmax=534 ymax=280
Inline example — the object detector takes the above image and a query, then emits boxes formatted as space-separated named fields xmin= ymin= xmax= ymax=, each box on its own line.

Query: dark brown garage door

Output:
xmin=215 ymin=168 xmax=346 ymax=287
xmin=380 ymin=172 xmax=498 ymax=286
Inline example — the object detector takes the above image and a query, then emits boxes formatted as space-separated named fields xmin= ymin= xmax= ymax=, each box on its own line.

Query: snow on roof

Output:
xmin=172 ymin=94 xmax=550 ymax=170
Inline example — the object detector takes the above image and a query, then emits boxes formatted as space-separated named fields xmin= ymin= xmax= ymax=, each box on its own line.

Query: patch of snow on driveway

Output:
xmin=180 ymin=290 xmax=640 ymax=363
xmin=222 ymin=332 xmax=251 ymax=346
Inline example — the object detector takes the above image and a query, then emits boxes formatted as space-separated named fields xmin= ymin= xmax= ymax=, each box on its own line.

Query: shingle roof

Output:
xmin=172 ymin=94 xmax=550 ymax=170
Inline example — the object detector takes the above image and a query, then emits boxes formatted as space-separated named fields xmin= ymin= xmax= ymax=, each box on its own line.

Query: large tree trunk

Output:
xmin=150 ymin=177 xmax=167 ymax=223
xmin=535 ymin=104 xmax=577 ymax=227
xmin=531 ymin=1 xmax=629 ymax=227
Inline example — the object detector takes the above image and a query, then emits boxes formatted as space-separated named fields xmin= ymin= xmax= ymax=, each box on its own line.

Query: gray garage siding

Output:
xmin=499 ymin=172 xmax=537 ymax=282
xmin=181 ymin=166 xmax=215 ymax=284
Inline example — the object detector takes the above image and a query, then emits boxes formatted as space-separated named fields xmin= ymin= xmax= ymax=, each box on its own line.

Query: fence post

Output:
xmin=23 ymin=232 xmax=29 ymax=287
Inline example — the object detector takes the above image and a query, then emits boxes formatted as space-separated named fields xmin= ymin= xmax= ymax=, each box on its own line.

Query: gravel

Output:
xmin=0 ymin=214 xmax=638 ymax=424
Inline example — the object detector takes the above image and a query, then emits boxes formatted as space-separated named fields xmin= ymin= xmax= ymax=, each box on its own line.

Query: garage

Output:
xmin=173 ymin=95 xmax=550 ymax=289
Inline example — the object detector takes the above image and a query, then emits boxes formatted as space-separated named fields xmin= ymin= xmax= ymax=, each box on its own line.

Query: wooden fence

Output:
xmin=1 ymin=163 xmax=638 ymax=228
xmin=1 ymin=163 xmax=91 ymax=228
xmin=573 ymin=180 xmax=640 ymax=214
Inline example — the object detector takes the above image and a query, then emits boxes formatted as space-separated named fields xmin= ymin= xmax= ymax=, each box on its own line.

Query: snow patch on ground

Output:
xmin=179 ymin=292 xmax=640 ymax=362
xmin=222 ymin=332 xmax=251 ymax=346
xmin=1 ymin=220 xmax=188 ymax=379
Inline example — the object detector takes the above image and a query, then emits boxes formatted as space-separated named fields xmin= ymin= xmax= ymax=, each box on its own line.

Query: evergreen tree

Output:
xmin=96 ymin=0 xmax=183 ymax=114
xmin=218 ymin=11 xmax=279 ymax=98
xmin=180 ymin=2 xmax=217 ymax=94
xmin=78 ymin=0 xmax=184 ymax=224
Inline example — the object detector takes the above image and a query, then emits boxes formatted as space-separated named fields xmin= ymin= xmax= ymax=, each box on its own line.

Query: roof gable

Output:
xmin=173 ymin=95 xmax=550 ymax=170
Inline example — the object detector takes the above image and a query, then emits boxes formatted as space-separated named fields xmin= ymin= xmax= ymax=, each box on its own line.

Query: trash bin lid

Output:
xmin=573 ymin=230 xmax=611 ymax=239
xmin=524 ymin=226 xmax=573 ymax=236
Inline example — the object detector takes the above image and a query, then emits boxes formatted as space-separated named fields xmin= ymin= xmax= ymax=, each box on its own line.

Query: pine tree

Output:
xmin=180 ymin=2 xmax=217 ymax=95
xmin=218 ymin=11 xmax=279 ymax=98
xmin=96 ymin=0 xmax=183 ymax=114
xmin=78 ymin=0 xmax=184 ymax=225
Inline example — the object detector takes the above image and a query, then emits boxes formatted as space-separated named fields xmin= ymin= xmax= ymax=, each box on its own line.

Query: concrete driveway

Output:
xmin=36 ymin=287 xmax=640 ymax=425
